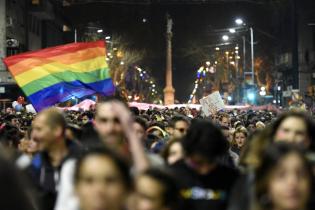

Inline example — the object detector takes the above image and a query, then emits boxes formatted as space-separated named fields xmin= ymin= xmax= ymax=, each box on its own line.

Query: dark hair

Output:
xmin=170 ymin=115 xmax=190 ymax=128
xmin=161 ymin=139 xmax=182 ymax=163
xmin=220 ymin=125 xmax=230 ymax=131
xmin=141 ymin=168 xmax=180 ymax=210
xmin=74 ymin=146 xmax=131 ymax=189
xmin=4 ymin=114 xmax=17 ymax=124
xmin=269 ymin=111 xmax=315 ymax=151
xmin=255 ymin=143 xmax=313 ymax=210
xmin=81 ymin=112 xmax=94 ymax=120
xmin=134 ymin=117 xmax=148 ymax=131
xmin=182 ymin=119 xmax=229 ymax=162
xmin=66 ymin=124 xmax=82 ymax=141
xmin=0 ymin=155 xmax=35 ymax=210
xmin=0 ymin=124 xmax=23 ymax=148
xmin=130 ymin=107 xmax=140 ymax=116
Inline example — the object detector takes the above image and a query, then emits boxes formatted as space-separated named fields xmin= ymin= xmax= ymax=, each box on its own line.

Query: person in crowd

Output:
xmin=229 ymin=111 xmax=315 ymax=210
xmin=255 ymin=121 xmax=265 ymax=130
xmin=0 ymin=123 xmax=23 ymax=150
xmin=74 ymin=146 xmax=131 ymax=210
xmin=133 ymin=116 xmax=148 ymax=143
xmin=219 ymin=113 xmax=231 ymax=128
xmin=169 ymin=115 xmax=190 ymax=139
xmin=134 ymin=168 xmax=180 ymax=210
xmin=80 ymin=112 xmax=93 ymax=125
xmin=93 ymin=97 xmax=149 ymax=171
xmin=241 ymin=111 xmax=315 ymax=169
xmin=147 ymin=124 xmax=168 ymax=140
xmin=0 ymin=154 xmax=36 ymax=210
xmin=221 ymin=125 xmax=231 ymax=142
xmin=5 ymin=114 xmax=20 ymax=128
xmin=272 ymin=112 xmax=315 ymax=149
xmin=162 ymin=139 xmax=184 ymax=165
xmin=170 ymin=119 xmax=239 ymax=210
xmin=29 ymin=107 xmax=79 ymax=210
xmin=232 ymin=127 xmax=248 ymax=155
xmin=254 ymin=143 xmax=314 ymax=210
xmin=18 ymin=128 xmax=38 ymax=158
xmin=55 ymin=97 xmax=150 ymax=210
xmin=65 ymin=124 xmax=82 ymax=144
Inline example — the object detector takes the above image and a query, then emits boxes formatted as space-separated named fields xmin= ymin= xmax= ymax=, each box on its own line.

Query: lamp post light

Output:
xmin=229 ymin=28 xmax=236 ymax=33
xmin=234 ymin=18 xmax=255 ymax=85
xmin=235 ymin=18 xmax=244 ymax=26
xmin=222 ymin=35 xmax=229 ymax=41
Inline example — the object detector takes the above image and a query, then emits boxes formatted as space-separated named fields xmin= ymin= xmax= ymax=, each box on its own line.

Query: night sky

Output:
xmin=63 ymin=1 xmax=283 ymax=102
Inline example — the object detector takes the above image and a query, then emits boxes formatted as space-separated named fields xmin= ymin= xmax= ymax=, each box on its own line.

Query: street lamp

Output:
xmin=229 ymin=28 xmax=236 ymax=33
xmin=97 ymin=29 xmax=103 ymax=33
xmin=234 ymin=18 xmax=255 ymax=86
xmin=222 ymin=35 xmax=229 ymax=41
xmin=235 ymin=18 xmax=244 ymax=25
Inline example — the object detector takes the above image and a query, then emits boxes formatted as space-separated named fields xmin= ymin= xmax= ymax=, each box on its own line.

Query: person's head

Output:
xmin=0 ymin=154 xmax=36 ymax=210
xmin=162 ymin=139 xmax=184 ymax=165
xmin=272 ymin=112 xmax=315 ymax=150
xmin=256 ymin=121 xmax=266 ymax=130
xmin=5 ymin=107 xmax=13 ymax=114
xmin=170 ymin=116 xmax=190 ymax=139
xmin=5 ymin=115 xmax=19 ymax=128
xmin=233 ymin=127 xmax=248 ymax=149
xmin=255 ymin=143 xmax=313 ymax=210
xmin=74 ymin=146 xmax=131 ymax=210
xmin=219 ymin=113 xmax=230 ymax=128
xmin=130 ymin=107 xmax=140 ymax=116
xmin=31 ymin=108 xmax=66 ymax=151
xmin=81 ymin=112 xmax=93 ymax=125
xmin=182 ymin=120 xmax=229 ymax=175
xmin=94 ymin=97 xmax=127 ymax=146
xmin=147 ymin=125 xmax=167 ymax=140
xmin=220 ymin=126 xmax=231 ymax=142
xmin=0 ymin=124 xmax=23 ymax=149
xmin=65 ymin=124 xmax=82 ymax=141
xmin=18 ymin=127 xmax=39 ymax=155
xmin=133 ymin=117 xmax=148 ymax=142
xmin=135 ymin=169 xmax=179 ymax=210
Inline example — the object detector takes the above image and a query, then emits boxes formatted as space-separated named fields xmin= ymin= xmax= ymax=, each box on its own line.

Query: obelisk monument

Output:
xmin=164 ymin=14 xmax=175 ymax=105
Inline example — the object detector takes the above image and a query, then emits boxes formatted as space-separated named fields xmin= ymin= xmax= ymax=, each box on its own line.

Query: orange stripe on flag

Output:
xmin=9 ymin=47 xmax=106 ymax=76
xmin=4 ymin=40 xmax=105 ymax=66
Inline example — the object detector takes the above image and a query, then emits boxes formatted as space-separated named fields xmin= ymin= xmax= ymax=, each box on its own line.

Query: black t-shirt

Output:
xmin=170 ymin=160 xmax=239 ymax=210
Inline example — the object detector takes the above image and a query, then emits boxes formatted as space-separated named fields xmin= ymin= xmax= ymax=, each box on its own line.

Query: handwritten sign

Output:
xmin=200 ymin=91 xmax=225 ymax=116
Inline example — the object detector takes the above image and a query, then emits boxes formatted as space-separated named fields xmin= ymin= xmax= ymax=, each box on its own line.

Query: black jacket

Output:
xmin=171 ymin=160 xmax=239 ymax=210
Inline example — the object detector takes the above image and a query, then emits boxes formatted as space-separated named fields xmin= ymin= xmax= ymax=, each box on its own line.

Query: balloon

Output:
xmin=15 ymin=104 xmax=23 ymax=111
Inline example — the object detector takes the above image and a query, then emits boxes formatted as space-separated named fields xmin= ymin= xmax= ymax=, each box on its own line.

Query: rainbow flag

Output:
xmin=3 ymin=40 xmax=115 ymax=111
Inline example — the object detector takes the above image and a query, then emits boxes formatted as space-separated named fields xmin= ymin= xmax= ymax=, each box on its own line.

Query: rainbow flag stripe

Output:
xmin=3 ymin=40 xmax=115 ymax=111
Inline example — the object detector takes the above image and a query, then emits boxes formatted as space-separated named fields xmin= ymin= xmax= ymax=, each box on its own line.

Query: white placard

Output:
xmin=199 ymin=91 xmax=225 ymax=116
xmin=26 ymin=104 xmax=36 ymax=114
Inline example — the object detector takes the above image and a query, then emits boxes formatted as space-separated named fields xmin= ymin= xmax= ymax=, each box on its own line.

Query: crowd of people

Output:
xmin=0 ymin=96 xmax=315 ymax=210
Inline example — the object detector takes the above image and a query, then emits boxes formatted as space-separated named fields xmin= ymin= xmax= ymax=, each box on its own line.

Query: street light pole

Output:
xmin=250 ymin=27 xmax=255 ymax=85
xmin=242 ymin=36 xmax=246 ymax=78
